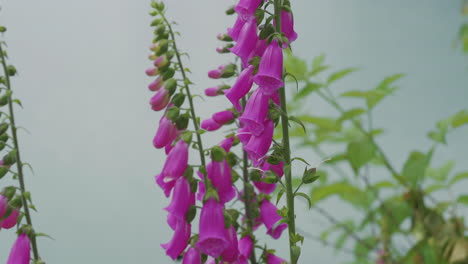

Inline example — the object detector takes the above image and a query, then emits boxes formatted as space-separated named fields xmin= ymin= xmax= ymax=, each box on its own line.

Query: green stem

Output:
xmin=0 ymin=44 xmax=40 ymax=260
xmin=241 ymin=97 xmax=257 ymax=264
xmin=160 ymin=12 xmax=208 ymax=186
xmin=274 ymin=1 xmax=297 ymax=263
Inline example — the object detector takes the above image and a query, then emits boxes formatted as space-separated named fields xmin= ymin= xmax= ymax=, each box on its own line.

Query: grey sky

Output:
xmin=0 ymin=0 xmax=466 ymax=263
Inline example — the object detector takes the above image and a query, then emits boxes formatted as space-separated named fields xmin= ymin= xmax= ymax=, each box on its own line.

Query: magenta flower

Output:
xmin=254 ymin=161 xmax=284 ymax=194
xmin=182 ymin=247 xmax=201 ymax=264
xmin=208 ymin=65 xmax=226 ymax=79
xmin=1 ymin=209 xmax=20 ymax=229
xmin=239 ymin=88 xmax=270 ymax=136
xmin=161 ymin=219 xmax=191 ymax=260
xmin=201 ymin=118 xmax=222 ymax=131
xmin=7 ymin=233 xmax=30 ymax=264
xmin=148 ymin=76 xmax=163 ymax=91
xmin=237 ymin=126 xmax=252 ymax=145
xmin=225 ymin=66 xmax=254 ymax=111
xmin=0 ymin=195 xmax=7 ymax=218
xmin=197 ymin=198 xmax=229 ymax=257
xmin=145 ymin=67 xmax=159 ymax=76
xmin=153 ymin=116 xmax=178 ymax=149
xmin=244 ymin=119 xmax=274 ymax=166
xmin=227 ymin=16 xmax=247 ymax=41
xmin=221 ymin=226 xmax=240 ymax=262
xmin=234 ymin=0 xmax=262 ymax=20
xmin=238 ymin=235 xmax=253 ymax=259
xmin=153 ymin=55 xmax=169 ymax=68
xmin=156 ymin=140 xmax=189 ymax=197
xmin=230 ymin=19 xmax=258 ymax=65
xmin=165 ymin=177 xmax=194 ymax=226
xmin=205 ymin=86 xmax=222 ymax=97
xmin=205 ymin=257 xmax=216 ymax=264
xmin=207 ymin=161 xmax=236 ymax=204
xmin=219 ymin=137 xmax=235 ymax=152
xmin=213 ymin=110 xmax=235 ymax=125
xmin=149 ymin=88 xmax=170 ymax=111
xmin=279 ymin=10 xmax=298 ymax=46
xmin=253 ymin=40 xmax=284 ymax=95
xmin=260 ymin=199 xmax=287 ymax=239
xmin=266 ymin=253 xmax=288 ymax=264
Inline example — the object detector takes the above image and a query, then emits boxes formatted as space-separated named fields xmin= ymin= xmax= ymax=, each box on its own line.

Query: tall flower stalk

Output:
xmin=0 ymin=26 xmax=43 ymax=263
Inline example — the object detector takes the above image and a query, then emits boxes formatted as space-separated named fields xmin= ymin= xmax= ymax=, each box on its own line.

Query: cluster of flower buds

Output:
xmin=147 ymin=0 xmax=296 ymax=262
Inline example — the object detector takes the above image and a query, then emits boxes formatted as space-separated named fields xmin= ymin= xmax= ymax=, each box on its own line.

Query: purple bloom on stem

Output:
xmin=239 ymin=88 xmax=270 ymax=136
xmin=156 ymin=140 xmax=189 ymax=197
xmin=253 ymin=40 xmax=284 ymax=95
xmin=201 ymin=118 xmax=222 ymax=131
xmin=153 ymin=116 xmax=178 ymax=149
xmin=244 ymin=119 xmax=274 ymax=166
xmin=145 ymin=67 xmax=159 ymax=76
xmin=182 ymin=247 xmax=202 ymax=264
xmin=279 ymin=10 xmax=298 ymax=46
xmin=165 ymin=177 xmax=194 ymax=225
xmin=233 ymin=235 xmax=253 ymax=264
xmin=213 ymin=110 xmax=235 ymax=125
xmin=153 ymin=55 xmax=169 ymax=68
xmin=197 ymin=198 xmax=229 ymax=257
xmin=227 ymin=16 xmax=247 ymax=41
xmin=208 ymin=65 xmax=226 ymax=79
xmin=149 ymin=88 xmax=170 ymax=111
xmin=208 ymin=161 xmax=236 ymax=204
xmin=7 ymin=233 xmax=30 ymax=264
xmin=148 ymin=76 xmax=163 ymax=91
xmin=266 ymin=253 xmax=288 ymax=264
xmin=237 ymin=126 xmax=252 ymax=145
xmin=230 ymin=19 xmax=258 ymax=65
xmin=161 ymin=219 xmax=191 ymax=260
xmin=1 ymin=209 xmax=20 ymax=229
xmin=205 ymin=86 xmax=222 ymax=97
xmin=254 ymin=161 xmax=284 ymax=194
xmin=260 ymin=199 xmax=287 ymax=239
xmin=224 ymin=66 xmax=254 ymax=111
xmin=221 ymin=226 xmax=240 ymax=262
xmin=235 ymin=0 xmax=262 ymax=20
xmin=219 ymin=137 xmax=235 ymax=152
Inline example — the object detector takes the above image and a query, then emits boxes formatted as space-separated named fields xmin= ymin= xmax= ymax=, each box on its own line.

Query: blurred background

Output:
xmin=0 ymin=0 xmax=467 ymax=263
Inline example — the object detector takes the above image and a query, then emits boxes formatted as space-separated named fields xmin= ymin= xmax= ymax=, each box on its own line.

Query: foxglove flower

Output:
xmin=197 ymin=198 xmax=229 ymax=257
xmin=1 ymin=209 xmax=20 ymax=229
xmin=234 ymin=0 xmax=262 ymax=20
xmin=156 ymin=140 xmax=189 ymax=197
xmin=237 ymin=126 xmax=252 ymax=145
xmin=213 ymin=110 xmax=235 ymax=125
xmin=253 ymin=40 xmax=284 ymax=95
xmin=238 ymin=235 xmax=253 ymax=258
xmin=7 ymin=233 xmax=30 ymax=264
xmin=182 ymin=247 xmax=201 ymax=264
xmin=221 ymin=226 xmax=240 ymax=262
xmin=161 ymin=219 xmax=191 ymax=260
xmin=149 ymin=88 xmax=170 ymax=111
xmin=279 ymin=10 xmax=297 ymax=46
xmin=145 ymin=67 xmax=159 ymax=76
xmin=219 ymin=137 xmax=235 ymax=152
xmin=205 ymin=86 xmax=222 ymax=97
xmin=227 ymin=16 xmax=247 ymax=41
xmin=153 ymin=55 xmax=169 ymax=68
xmin=165 ymin=177 xmax=194 ymax=225
xmin=254 ymin=162 xmax=284 ymax=194
xmin=201 ymin=118 xmax=222 ymax=131
xmin=266 ymin=253 xmax=288 ymax=264
xmin=0 ymin=195 xmax=7 ymax=218
xmin=230 ymin=19 xmax=258 ymax=66
xmin=260 ymin=199 xmax=287 ymax=239
xmin=208 ymin=161 xmax=236 ymax=204
xmin=244 ymin=119 xmax=274 ymax=166
xmin=148 ymin=76 xmax=163 ymax=91
xmin=225 ymin=66 xmax=254 ymax=111
xmin=153 ymin=116 xmax=178 ymax=149
xmin=239 ymin=88 xmax=269 ymax=136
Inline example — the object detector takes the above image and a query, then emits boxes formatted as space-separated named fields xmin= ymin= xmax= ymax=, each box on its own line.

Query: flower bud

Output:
xmin=164 ymin=79 xmax=177 ymax=95
xmin=148 ymin=76 xmax=163 ymax=91
xmin=175 ymin=114 xmax=189 ymax=130
xmin=170 ymin=93 xmax=185 ymax=107
xmin=145 ymin=67 xmax=159 ymax=76
xmin=217 ymin=33 xmax=233 ymax=42
xmin=225 ymin=6 xmax=235 ymax=15
xmin=211 ymin=146 xmax=226 ymax=162
xmin=0 ymin=123 xmax=9 ymax=135
xmin=162 ymin=68 xmax=175 ymax=80
xmin=3 ymin=150 xmax=17 ymax=166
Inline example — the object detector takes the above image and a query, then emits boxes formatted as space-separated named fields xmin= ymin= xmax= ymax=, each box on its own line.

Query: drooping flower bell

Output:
xmin=148 ymin=76 xmax=163 ymax=91
xmin=227 ymin=16 xmax=247 ymax=41
xmin=230 ymin=19 xmax=258 ymax=66
xmin=201 ymin=118 xmax=222 ymax=131
xmin=213 ymin=110 xmax=235 ymax=125
xmin=221 ymin=226 xmax=240 ymax=262
xmin=253 ymin=39 xmax=284 ymax=95
xmin=205 ymin=85 xmax=227 ymax=97
xmin=149 ymin=88 xmax=170 ymax=111
xmin=253 ymin=161 xmax=284 ymax=194
xmin=224 ymin=66 xmax=254 ymax=112
xmin=278 ymin=10 xmax=297 ymax=46
xmin=260 ymin=199 xmax=287 ymax=239
xmin=234 ymin=0 xmax=262 ymax=20
xmin=208 ymin=64 xmax=236 ymax=79
xmin=197 ymin=198 xmax=229 ymax=257
xmin=145 ymin=67 xmax=159 ymax=76
xmin=161 ymin=219 xmax=191 ymax=260
xmin=266 ymin=252 xmax=288 ymax=264
xmin=1 ymin=209 xmax=20 ymax=229
xmin=237 ymin=126 xmax=252 ymax=145
xmin=207 ymin=161 xmax=236 ymax=204
xmin=182 ymin=247 xmax=202 ymax=264
xmin=7 ymin=233 xmax=31 ymax=264
xmin=238 ymin=235 xmax=253 ymax=259
xmin=164 ymin=177 xmax=194 ymax=227
xmin=219 ymin=137 xmax=235 ymax=152
xmin=153 ymin=116 xmax=178 ymax=149
xmin=156 ymin=140 xmax=189 ymax=197
xmin=238 ymin=88 xmax=270 ymax=136
xmin=244 ymin=119 xmax=274 ymax=166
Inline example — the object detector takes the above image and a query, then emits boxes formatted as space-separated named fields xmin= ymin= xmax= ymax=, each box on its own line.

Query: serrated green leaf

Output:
xmin=402 ymin=151 xmax=430 ymax=187
xmin=327 ymin=68 xmax=358 ymax=84
xmin=347 ymin=139 xmax=376 ymax=171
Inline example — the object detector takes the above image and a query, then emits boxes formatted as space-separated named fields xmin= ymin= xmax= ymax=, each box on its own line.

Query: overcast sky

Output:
xmin=0 ymin=0 xmax=467 ymax=263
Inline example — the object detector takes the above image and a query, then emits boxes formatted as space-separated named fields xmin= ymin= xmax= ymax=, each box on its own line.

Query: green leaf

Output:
xmin=284 ymin=51 xmax=308 ymax=80
xmin=339 ymin=108 xmax=366 ymax=122
xmin=452 ymin=110 xmax=468 ymax=128
xmin=457 ymin=195 xmax=468 ymax=205
xmin=293 ymin=82 xmax=323 ymax=101
xmin=449 ymin=172 xmax=468 ymax=185
xmin=291 ymin=245 xmax=301 ymax=264
xmin=425 ymin=160 xmax=454 ymax=182
xmin=299 ymin=115 xmax=341 ymax=131
xmin=347 ymin=139 xmax=376 ymax=171
xmin=375 ymin=73 xmax=405 ymax=90
xmin=295 ymin=192 xmax=312 ymax=208
xmin=289 ymin=115 xmax=306 ymax=132
xmin=327 ymin=68 xmax=358 ymax=84
xmin=312 ymin=53 xmax=325 ymax=69
xmin=402 ymin=151 xmax=430 ymax=187
xmin=310 ymin=182 xmax=369 ymax=208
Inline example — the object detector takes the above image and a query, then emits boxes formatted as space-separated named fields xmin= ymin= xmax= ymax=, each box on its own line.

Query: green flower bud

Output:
xmin=164 ymin=78 xmax=177 ymax=95
xmin=162 ymin=68 xmax=175 ymax=80
xmin=0 ymin=123 xmax=9 ymax=135
xmin=0 ymin=166 xmax=8 ymax=179
xmin=175 ymin=114 xmax=189 ymax=130
xmin=211 ymin=146 xmax=226 ymax=162
xmin=171 ymin=93 xmax=185 ymax=107
xmin=0 ymin=133 xmax=9 ymax=142
xmin=3 ymin=150 xmax=17 ymax=166
xmin=2 ymin=186 xmax=16 ymax=199
xmin=302 ymin=167 xmax=319 ymax=184
xmin=166 ymin=106 xmax=180 ymax=121
xmin=225 ymin=6 xmax=235 ymax=15
xmin=7 ymin=65 xmax=16 ymax=76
